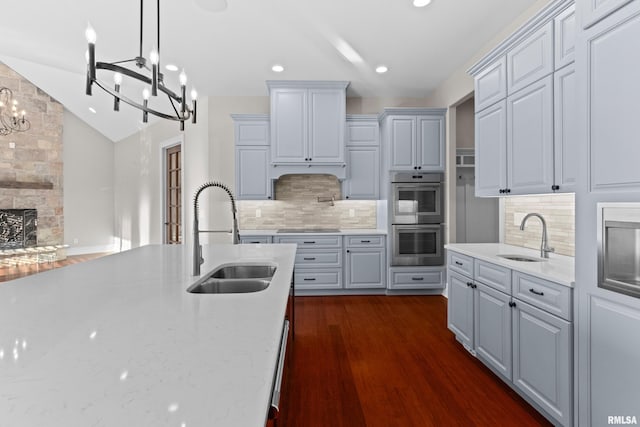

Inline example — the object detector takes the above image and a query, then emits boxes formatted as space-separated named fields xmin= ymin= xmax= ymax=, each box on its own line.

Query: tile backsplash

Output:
xmin=504 ymin=193 xmax=575 ymax=257
xmin=238 ymin=174 xmax=378 ymax=229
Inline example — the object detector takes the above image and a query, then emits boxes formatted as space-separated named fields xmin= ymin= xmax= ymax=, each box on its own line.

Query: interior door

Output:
xmin=165 ymin=144 xmax=182 ymax=244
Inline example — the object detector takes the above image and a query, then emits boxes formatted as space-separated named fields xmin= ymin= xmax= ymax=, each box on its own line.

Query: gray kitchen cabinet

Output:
xmin=232 ymin=114 xmax=272 ymax=200
xmin=507 ymin=76 xmax=555 ymax=195
xmin=475 ymin=100 xmax=507 ymax=197
xmin=267 ymin=81 xmax=349 ymax=165
xmin=554 ymin=4 xmax=576 ymax=69
xmin=447 ymin=270 xmax=475 ymax=350
xmin=475 ymin=282 xmax=512 ymax=382
xmin=553 ymin=64 xmax=577 ymax=193
xmin=580 ymin=0 xmax=634 ymax=28
xmin=344 ymin=116 xmax=380 ymax=200
xmin=583 ymin=3 xmax=640 ymax=192
xmin=380 ymin=109 xmax=446 ymax=172
xmin=344 ymin=237 xmax=386 ymax=289
xmin=512 ymin=299 xmax=572 ymax=427
xmin=388 ymin=267 xmax=445 ymax=290
xmin=240 ymin=235 xmax=272 ymax=244
xmin=474 ymin=55 xmax=507 ymax=112
xmin=506 ymin=21 xmax=554 ymax=95
xmin=446 ymin=248 xmax=573 ymax=426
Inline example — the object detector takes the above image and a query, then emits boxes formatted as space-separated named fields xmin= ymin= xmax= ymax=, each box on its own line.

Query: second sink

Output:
xmin=212 ymin=264 xmax=277 ymax=279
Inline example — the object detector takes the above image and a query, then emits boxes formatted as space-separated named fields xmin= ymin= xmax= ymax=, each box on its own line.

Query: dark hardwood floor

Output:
xmin=0 ymin=252 xmax=110 ymax=283
xmin=280 ymin=296 xmax=551 ymax=427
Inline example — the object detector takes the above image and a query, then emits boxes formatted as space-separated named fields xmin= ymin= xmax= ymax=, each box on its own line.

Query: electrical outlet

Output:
xmin=255 ymin=209 xmax=261 ymax=218
xmin=513 ymin=212 xmax=526 ymax=226
xmin=9 ymin=142 xmax=15 ymax=149
xmin=349 ymin=209 xmax=355 ymax=218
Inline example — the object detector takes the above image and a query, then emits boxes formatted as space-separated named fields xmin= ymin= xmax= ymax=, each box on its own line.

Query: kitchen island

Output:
xmin=0 ymin=243 xmax=297 ymax=427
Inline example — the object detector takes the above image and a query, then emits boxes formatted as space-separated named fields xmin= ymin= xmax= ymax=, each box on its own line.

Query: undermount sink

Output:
xmin=497 ymin=254 xmax=546 ymax=263
xmin=187 ymin=263 xmax=277 ymax=294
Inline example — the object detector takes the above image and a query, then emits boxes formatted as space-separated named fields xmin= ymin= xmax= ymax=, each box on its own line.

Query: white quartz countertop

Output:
xmin=0 ymin=243 xmax=297 ymax=427
xmin=240 ymin=228 xmax=387 ymax=236
xmin=445 ymin=243 xmax=575 ymax=287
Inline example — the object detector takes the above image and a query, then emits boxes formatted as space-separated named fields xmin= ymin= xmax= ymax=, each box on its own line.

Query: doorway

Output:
xmin=164 ymin=144 xmax=182 ymax=244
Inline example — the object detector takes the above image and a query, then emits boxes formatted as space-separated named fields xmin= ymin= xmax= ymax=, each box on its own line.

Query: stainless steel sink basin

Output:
xmin=497 ymin=254 xmax=546 ymax=262
xmin=188 ymin=278 xmax=270 ymax=294
xmin=187 ymin=262 xmax=277 ymax=294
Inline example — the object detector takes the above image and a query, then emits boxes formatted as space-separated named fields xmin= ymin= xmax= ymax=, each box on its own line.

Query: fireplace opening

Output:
xmin=0 ymin=209 xmax=37 ymax=250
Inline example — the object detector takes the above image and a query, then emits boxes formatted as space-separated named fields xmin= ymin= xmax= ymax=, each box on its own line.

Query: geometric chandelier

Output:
xmin=0 ymin=87 xmax=30 ymax=136
xmin=84 ymin=0 xmax=197 ymax=130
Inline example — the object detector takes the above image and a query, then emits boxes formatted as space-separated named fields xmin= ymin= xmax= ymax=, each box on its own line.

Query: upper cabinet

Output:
xmin=232 ymin=114 xmax=272 ymax=200
xmin=380 ymin=108 xmax=446 ymax=172
xmin=469 ymin=0 xmax=576 ymax=197
xmin=343 ymin=115 xmax=380 ymax=200
xmin=267 ymin=81 xmax=349 ymax=165
xmin=579 ymin=0 xmax=634 ymax=29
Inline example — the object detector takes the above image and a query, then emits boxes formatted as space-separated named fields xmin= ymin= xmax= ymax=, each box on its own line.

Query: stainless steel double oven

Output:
xmin=390 ymin=173 xmax=444 ymax=266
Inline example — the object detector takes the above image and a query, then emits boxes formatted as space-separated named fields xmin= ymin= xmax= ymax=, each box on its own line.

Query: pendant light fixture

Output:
xmin=84 ymin=0 xmax=197 ymax=130
xmin=0 ymin=87 xmax=30 ymax=136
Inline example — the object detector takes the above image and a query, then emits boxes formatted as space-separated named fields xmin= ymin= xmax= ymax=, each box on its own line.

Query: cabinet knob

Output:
xmin=346 ymin=250 xmax=350 ymax=253
xmin=466 ymin=282 xmax=473 ymax=287
xmin=418 ymin=166 xmax=422 ymax=170
xmin=551 ymin=185 xmax=560 ymax=191
xmin=413 ymin=166 xmax=418 ymax=170
xmin=509 ymin=301 xmax=516 ymax=308
xmin=505 ymin=188 xmax=511 ymax=194
xmin=499 ymin=189 xmax=504 ymax=194
xmin=346 ymin=196 xmax=350 ymax=199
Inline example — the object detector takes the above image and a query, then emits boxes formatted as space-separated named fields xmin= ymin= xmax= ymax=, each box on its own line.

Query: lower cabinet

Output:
xmin=389 ymin=267 xmax=446 ymax=290
xmin=345 ymin=235 xmax=386 ymax=289
xmin=447 ymin=250 xmax=573 ymax=427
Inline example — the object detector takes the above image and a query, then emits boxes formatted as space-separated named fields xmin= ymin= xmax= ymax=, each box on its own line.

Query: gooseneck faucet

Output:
xmin=193 ymin=181 xmax=240 ymax=276
xmin=519 ymin=213 xmax=554 ymax=259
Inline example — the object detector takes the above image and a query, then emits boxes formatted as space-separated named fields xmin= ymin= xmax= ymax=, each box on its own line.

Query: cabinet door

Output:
xmin=474 ymin=56 xmax=507 ymax=112
xmin=507 ymin=76 xmax=554 ymax=195
xmin=507 ymin=21 xmax=554 ymax=94
xmin=271 ymin=88 xmax=308 ymax=163
xmin=416 ymin=115 xmax=445 ymax=171
xmin=447 ymin=270 xmax=475 ymax=349
xmin=580 ymin=0 xmax=634 ymax=29
xmin=555 ymin=5 xmax=577 ymax=69
xmin=345 ymin=248 xmax=386 ymax=289
xmin=308 ymin=89 xmax=345 ymax=163
xmin=235 ymin=146 xmax=271 ymax=200
xmin=475 ymin=101 xmax=507 ymax=197
xmin=346 ymin=120 xmax=379 ymax=146
xmin=474 ymin=282 xmax=512 ymax=381
xmin=553 ymin=64 xmax=577 ymax=193
xmin=513 ymin=299 xmax=572 ymax=427
xmin=388 ymin=116 xmax=416 ymax=170
xmin=344 ymin=146 xmax=380 ymax=200
xmin=586 ymin=4 xmax=640 ymax=191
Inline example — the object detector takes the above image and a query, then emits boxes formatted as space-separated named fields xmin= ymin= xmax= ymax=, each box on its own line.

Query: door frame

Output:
xmin=160 ymin=136 xmax=184 ymax=244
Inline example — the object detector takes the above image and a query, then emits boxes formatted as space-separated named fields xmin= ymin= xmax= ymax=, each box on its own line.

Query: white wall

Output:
xmin=63 ymin=110 xmax=115 ymax=255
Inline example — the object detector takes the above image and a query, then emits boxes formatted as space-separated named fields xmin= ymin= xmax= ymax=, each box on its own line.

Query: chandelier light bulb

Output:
xmin=85 ymin=23 xmax=97 ymax=44
xmin=113 ymin=73 xmax=123 ymax=85
xmin=190 ymin=89 xmax=198 ymax=101
xmin=179 ymin=70 xmax=187 ymax=86
xmin=85 ymin=50 xmax=90 ymax=64
xmin=12 ymin=99 xmax=18 ymax=106
xmin=150 ymin=49 xmax=159 ymax=65
xmin=142 ymin=88 xmax=150 ymax=100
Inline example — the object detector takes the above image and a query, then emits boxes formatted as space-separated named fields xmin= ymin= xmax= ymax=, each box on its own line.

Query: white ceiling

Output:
xmin=0 ymin=0 xmax=539 ymax=142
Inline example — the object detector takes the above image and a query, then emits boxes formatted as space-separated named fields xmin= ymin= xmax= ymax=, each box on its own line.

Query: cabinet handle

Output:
xmin=361 ymin=240 xmax=371 ymax=243
xmin=303 ymin=278 xmax=316 ymax=281
xmin=471 ymin=284 xmax=477 ymax=289
xmin=412 ymin=175 xmax=423 ymax=179
xmin=552 ymin=185 xmax=560 ymax=191
xmin=509 ymin=301 xmax=516 ymax=308
xmin=250 ymin=241 xmax=261 ymax=244
xmin=303 ymin=257 xmax=316 ymax=261
xmin=455 ymin=261 xmax=463 ymax=266
xmin=529 ymin=288 xmax=545 ymax=296
xmin=411 ymin=277 xmax=424 ymax=281
xmin=466 ymin=282 xmax=473 ymax=287
xmin=303 ymin=241 xmax=316 ymax=244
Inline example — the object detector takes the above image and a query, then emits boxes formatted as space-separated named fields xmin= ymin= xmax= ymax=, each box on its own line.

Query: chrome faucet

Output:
xmin=519 ymin=213 xmax=554 ymax=259
xmin=193 ymin=181 xmax=240 ymax=276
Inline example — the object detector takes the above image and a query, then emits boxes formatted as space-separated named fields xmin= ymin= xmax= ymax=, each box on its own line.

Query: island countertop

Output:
xmin=0 ymin=243 xmax=297 ymax=427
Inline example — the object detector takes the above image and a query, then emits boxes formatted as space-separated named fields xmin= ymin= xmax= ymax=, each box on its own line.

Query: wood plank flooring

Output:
xmin=0 ymin=253 xmax=110 ymax=283
xmin=280 ymin=296 xmax=551 ymax=427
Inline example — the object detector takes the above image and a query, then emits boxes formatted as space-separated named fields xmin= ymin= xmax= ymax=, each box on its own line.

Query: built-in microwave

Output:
xmin=598 ymin=203 xmax=640 ymax=299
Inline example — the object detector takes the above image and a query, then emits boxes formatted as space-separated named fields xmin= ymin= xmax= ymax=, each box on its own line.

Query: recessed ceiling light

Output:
xmin=413 ymin=0 xmax=432 ymax=7
xmin=272 ymin=64 xmax=284 ymax=73
xmin=89 ymin=107 xmax=96 ymax=114
xmin=376 ymin=65 xmax=389 ymax=74
xmin=165 ymin=64 xmax=178 ymax=72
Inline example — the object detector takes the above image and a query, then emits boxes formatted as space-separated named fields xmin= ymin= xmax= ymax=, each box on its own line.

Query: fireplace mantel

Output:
xmin=0 ymin=181 xmax=54 ymax=190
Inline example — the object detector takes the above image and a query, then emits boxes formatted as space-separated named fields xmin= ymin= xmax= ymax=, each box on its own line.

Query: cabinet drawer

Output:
xmin=295 ymin=249 xmax=341 ymax=268
xmin=345 ymin=235 xmax=385 ymax=248
xmin=240 ymin=235 xmax=272 ymax=244
xmin=275 ymin=235 xmax=341 ymax=248
xmin=390 ymin=268 xmax=444 ymax=290
xmin=507 ymin=21 xmax=554 ymax=94
xmin=513 ymin=271 xmax=572 ymax=320
xmin=447 ymin=251 xmax=474 ymax=278
xmin=474 ymin=260 xmax=512 ymax=294
xmin=294 ymin=269 xmax=342 ymax=290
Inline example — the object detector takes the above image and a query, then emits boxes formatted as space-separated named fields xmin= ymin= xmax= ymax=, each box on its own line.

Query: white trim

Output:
xmin=159 ymin=135 xmax=184 ymax=245
xmin=66 ymin=244 xmax=118 ymax=256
